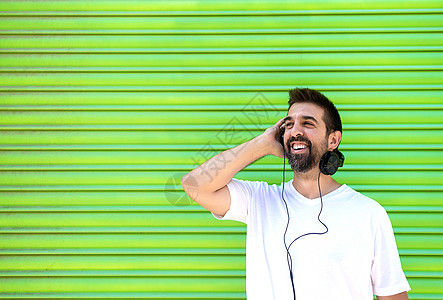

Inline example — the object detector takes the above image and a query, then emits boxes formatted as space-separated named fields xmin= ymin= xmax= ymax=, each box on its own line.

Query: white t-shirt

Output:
xmin=214 ymin=178 xmax=410 ymax=300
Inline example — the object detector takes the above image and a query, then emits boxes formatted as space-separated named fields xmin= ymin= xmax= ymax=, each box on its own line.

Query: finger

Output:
xmin=274 ymin=117 xmax=287 ymax=130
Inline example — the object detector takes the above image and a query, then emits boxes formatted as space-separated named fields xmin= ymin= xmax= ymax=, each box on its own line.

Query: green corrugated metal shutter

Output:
xmin=0 ymin=0 xmax=442 ymax=299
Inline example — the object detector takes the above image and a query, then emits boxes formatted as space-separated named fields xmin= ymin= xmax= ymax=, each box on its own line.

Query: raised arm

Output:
xmin=181 ymin=117 xmax=286 ymax=216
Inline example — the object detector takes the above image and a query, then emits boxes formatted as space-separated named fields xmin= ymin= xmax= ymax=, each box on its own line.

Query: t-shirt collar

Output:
xmin=284 ymin=179 xmax=347 ymax=205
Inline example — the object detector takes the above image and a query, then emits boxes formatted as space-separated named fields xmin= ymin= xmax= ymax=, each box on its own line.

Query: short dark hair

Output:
xmin=288 ymin=88 xmax=342 ymax=135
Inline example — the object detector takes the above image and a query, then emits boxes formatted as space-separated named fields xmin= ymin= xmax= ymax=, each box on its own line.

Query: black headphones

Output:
xmin=319 ymin=149 xmax=345 ymax=175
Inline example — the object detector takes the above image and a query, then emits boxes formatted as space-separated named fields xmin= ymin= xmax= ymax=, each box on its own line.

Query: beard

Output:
xmin=285 ymin=135 xmax=327 ymax=173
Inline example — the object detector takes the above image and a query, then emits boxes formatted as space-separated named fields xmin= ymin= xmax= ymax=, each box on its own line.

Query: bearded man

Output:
xmin=182 ymin=88 xmax=410 ymax=300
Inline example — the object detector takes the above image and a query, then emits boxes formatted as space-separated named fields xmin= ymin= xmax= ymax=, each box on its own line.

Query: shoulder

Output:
xmin=340 ymin=185 xmax=387 ymax=217
xmin=335 ymin=186 xmax=394 ymax=237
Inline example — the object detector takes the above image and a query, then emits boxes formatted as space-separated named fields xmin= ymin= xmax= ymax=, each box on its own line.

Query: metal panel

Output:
xmin=0 ymin=0 xmax=442 ymax=299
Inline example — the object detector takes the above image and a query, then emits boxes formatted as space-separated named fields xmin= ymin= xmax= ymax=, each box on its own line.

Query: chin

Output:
xmin=288 ymin=158 xmax=314 ymax=173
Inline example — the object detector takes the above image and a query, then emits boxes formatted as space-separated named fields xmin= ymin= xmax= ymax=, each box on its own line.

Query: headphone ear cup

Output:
xmin=336 ymin=150 xmax=345 ymax=168
xmin=319 ymin=150 xmax=345 ymax=175
xmin=279 ymin=130 xmax=284 ymax=147
xmin=319 ymin=151 xmax=333 ymax=175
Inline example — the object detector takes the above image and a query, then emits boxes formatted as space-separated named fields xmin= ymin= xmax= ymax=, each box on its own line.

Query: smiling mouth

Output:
xmin=290 ymin=143 xmax=309 ymax=153
xmin=286 ymin=136 xmax=311 ymax=155
xmin=292 ymin=144 xmax=307 ymax=150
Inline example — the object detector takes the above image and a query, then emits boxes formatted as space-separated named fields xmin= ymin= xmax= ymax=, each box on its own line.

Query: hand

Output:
xmin=256 ymin=117 xmax=286 ymax=158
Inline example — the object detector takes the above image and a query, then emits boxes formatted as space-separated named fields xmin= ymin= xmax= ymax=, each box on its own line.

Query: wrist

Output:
xmin=250 ymin=134 xmax=274 ymax=158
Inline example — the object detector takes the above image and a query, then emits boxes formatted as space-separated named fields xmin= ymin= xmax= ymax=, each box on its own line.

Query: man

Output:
xmin=182 ymin=88 xmax=410 ymax=299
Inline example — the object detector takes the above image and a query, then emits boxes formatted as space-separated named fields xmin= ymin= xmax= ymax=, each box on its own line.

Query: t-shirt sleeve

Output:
xmin=212 ymin=178 xmax=258 ymax=224
xmin=371 ymin=209 xmax=411 ymax=296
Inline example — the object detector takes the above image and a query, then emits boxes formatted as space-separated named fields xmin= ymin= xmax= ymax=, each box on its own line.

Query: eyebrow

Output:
xmin=283 ymin=115 xmax=318 ymax=124
xmin=302 ymin=116 xmax=318 ymax=124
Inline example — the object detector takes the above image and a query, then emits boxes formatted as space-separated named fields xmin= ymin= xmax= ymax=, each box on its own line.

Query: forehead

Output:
xmin=287 ymin=102 xmax=325 ymax=121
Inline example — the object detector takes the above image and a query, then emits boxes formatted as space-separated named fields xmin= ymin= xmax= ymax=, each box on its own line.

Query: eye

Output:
xmin=285 ymin=122 xmax=294 ymax=128
xmin=304 ymin=121 xmax=315 ymax=127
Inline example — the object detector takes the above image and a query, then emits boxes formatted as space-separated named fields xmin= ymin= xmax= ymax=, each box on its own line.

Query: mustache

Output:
xmin=286 ymin=135 xmax=312 ymax=149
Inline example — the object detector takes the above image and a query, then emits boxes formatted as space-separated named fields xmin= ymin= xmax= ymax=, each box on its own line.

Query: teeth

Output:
xmin=292 ymin=144 xmax=307 ymax=150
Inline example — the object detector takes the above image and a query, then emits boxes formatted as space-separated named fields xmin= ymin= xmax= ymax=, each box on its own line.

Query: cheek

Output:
xmin=311 ymin=137 xmax=329 ymax=153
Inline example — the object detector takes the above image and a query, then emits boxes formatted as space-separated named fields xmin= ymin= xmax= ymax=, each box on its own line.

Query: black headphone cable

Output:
xmin=281 ymin=150 xmax=329 ymax=300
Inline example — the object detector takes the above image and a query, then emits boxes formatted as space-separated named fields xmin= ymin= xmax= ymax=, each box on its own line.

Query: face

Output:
xmin=283 ymin=103 xmax=329 ymax=173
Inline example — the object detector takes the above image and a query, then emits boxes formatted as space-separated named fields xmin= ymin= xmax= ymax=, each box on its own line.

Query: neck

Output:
xmin=292 ymin=168 xmax=341 ymax=199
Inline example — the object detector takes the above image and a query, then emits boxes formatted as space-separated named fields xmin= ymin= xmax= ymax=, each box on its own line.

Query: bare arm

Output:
xmin=182 ymin=118 xmax=286 ymax=216
xmin=377 ymin=292 xmax=409 ymax=300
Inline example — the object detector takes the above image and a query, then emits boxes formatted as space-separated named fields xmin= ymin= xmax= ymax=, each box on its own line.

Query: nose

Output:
xmin=289 ymin=123 xmax=304 ymax=138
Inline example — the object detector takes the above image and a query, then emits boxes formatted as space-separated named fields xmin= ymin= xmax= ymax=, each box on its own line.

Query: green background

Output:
xmin=0 ymin=0 xmax=442 ymax=299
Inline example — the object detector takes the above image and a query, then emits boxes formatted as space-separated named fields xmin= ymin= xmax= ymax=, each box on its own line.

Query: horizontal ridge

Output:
xmin=0 ymin=104 xmax=441 ymax=111
xmin=1 ymin=66 xmax=442 ymax=73
xmin=0 ymin=185 xmax=441 ymax=192
xmin=0 ymin=164 xmax=441 ymax=171
xmin=2 ymin=9 xmax=443 ymax=16
xmin=1 ymin=46 xmax=442 ymax=54
xmin=2 ymin=85 xmax=442 ymax=92
xmin=1 ymin=144 xmax=442 ymax=150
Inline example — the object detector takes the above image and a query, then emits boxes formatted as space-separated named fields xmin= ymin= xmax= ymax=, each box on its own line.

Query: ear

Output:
xmin=328 ymin=130 xmax=341 ymax=151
